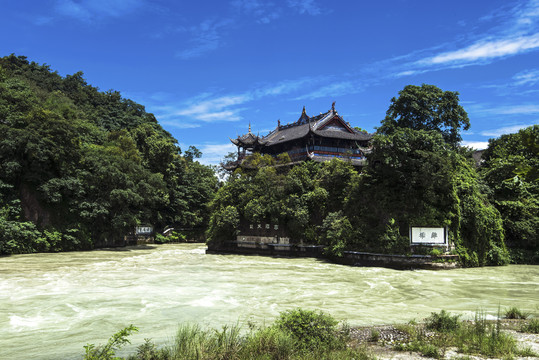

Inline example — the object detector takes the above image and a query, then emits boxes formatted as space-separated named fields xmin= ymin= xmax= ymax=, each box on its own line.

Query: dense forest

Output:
xmin=208 ymin=85 xmax=538 ymax=266
xmin=1 ymin=56 xmax=536 ymax=265
xmin=0 ymin=55 xmax=217 ymax=254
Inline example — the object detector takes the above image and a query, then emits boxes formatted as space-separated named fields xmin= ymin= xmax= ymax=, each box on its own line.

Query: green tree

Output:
xmin=184 ymin=145 xmax=202 ymax=161
xmin=480 ymin=125 xmax=538 ymax=261
xmin=379 ymin=84 xmax=470 ymax=147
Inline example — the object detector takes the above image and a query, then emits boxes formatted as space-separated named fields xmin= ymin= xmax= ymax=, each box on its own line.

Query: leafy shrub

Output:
xmin=130 ymin=338 xmax=170 ymax=360
xmin=425 ymin=310 xmax=460 ymax=332
xmin=84 ymin=325 xmax=138 ymax=360
xmin=504 ymin=306 xmax=529 ymax=319
xmin=274 ymin=308 xmax=346 ymax=351
xmin=369 ymin=329 xmax=380 ymax=342
xmin=521 ymin=319 xmax=539 ymax=334
xmin=155 ymin=231 xmax=186 ymax=244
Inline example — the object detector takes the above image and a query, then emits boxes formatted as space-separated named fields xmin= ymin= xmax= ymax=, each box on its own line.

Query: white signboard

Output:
xmin=410 ymin=227 xmax=447 ymax=245
xmin=136 ymin=226 xmax=153 ymax=235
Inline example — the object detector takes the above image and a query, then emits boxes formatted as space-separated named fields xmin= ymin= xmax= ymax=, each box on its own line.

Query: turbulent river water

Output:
xmin=1 ymin=243 xmax=537 ymax=359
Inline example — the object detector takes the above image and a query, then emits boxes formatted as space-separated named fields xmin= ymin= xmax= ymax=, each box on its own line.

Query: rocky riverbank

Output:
xmin=348 ymin=319 xmax=539 ymax=359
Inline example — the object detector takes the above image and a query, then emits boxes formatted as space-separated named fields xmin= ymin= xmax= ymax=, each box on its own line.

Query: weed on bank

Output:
xmin=392 ymin=309 xmax=538 ymax=359
xmin=83 ymin=307 xmax=539 ymax=360
xmin=83 ymin=309 xmax=373 ymax=360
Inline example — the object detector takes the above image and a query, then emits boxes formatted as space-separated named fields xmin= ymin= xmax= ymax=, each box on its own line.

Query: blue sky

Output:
xmin=2 ymin=0 xmax=538 ymax=165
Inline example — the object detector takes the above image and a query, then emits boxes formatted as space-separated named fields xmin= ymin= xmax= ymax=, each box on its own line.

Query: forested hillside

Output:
xmin=0 ymin=55 xmax=217 ymax=254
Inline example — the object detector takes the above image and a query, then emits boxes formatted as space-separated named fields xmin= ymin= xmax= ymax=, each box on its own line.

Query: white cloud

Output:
xmin=287 ymin=0 xmax=322 ymax=16
xmin=254 ymin=78 xmax=316 ymax=97
xmin=294 ymin=81 xmax=361 ymax=100
xmin=155 ymin=76 xmax=325 ymax=127
xmin=480 ymin=124 xmax=536 ymax=137
xmin=176 ymin=18 xmax=235 ymax=59
xmin=231 ymin=0 xmax=321 ymax=23
xmin=174 ymin=94 xmax=252 ymax=122
xmin=461 ymin=140 xmax=489 ymax=150
xmin=514 ymin=0 xmax=539 ymax=27
xmin=197 ymin=143 xmax=238 ymax=166
xmin=387 ymin=0 xmax=539 ymax=77
xmin=55 ymin=0 xmax=91 ymax=21
xmin=467 ymin=103 xmax=539 ymax=117
xmin=231 ymin=0 xmax=281 ymax=24
xmin=492 ymin=105 xmax=539 ymax=115
xmin=422 ymin=34 xmax=539 ymax=65
xmin=159 ymin=120 xmax=201 ymax=129
xmin=513 ymin=68 xmax=539 ymax=86
xmin=54 ymin=0 xmax=144 ymax=22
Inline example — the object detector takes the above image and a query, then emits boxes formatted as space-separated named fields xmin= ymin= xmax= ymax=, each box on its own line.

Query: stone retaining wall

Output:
xmin=206 ymin=242 xmax=460 ymax=270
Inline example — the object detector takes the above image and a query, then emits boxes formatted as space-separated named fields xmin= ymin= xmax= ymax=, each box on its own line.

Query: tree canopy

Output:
xmin=378 ymin=84 xmax=470 ymax=147
xmin=0 ymin=55 xmax=217 ymax=254
xmin=479 ymin=125 xmax=538 ymax=262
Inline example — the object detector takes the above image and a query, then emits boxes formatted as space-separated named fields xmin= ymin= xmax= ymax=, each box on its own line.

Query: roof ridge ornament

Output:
xmin=331 ymin=101 xmax=336 ymax=111
xmin=298 ymin=106 xmax=310 ymax=124
xmin=248 ymin=122 xmax=251 ymax=133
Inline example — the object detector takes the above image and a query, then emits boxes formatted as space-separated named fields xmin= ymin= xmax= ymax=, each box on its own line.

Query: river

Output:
xmin=1 ymin=243 xmax=537 ymax=359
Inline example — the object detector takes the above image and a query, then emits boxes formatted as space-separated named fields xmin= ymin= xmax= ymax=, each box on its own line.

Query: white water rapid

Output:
xmin=1 ymin=244 xmax=537 ymax=359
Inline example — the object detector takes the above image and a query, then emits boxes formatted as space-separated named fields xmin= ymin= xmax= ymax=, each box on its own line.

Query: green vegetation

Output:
xmin=2 ymin=55 xmax=535 ymax=265
xmin=479 ymin=125 xmax=539 ymax=264
xmin=85 ymin=308 xmax=539 ymax=360
xmin=84 ymin=325 xmax=139 ymax=360
xmin=521 ymin=319 xmax=539 ymax=334
xmin=394 ymin=310 xmax=537 ymax=359
xmin=274 ymin=308 xmax=348 ymax=352
xmin=209 ymin=84 xmax=520 ymax=266
xmin=84 ymin=309 xmax=373 ymax=360
xmin=504 ymin=306 xmax=530 ymax=320
xmin=425 ymin=309 xmax=461 ymax=332
xmin=0 ymin=55 xmax=217 ymax=254
xmin=378 ymin=83 xmax=470 ymax=147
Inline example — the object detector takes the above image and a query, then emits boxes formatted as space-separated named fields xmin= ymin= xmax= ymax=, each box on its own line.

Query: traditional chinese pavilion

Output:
xmin=228 ymin=103 xmax=373 ymax=168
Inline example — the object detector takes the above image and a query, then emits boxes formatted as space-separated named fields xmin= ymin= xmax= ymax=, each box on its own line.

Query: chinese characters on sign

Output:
xmin=249 ymin=224 xmax=279 ymax=231
xmin=410 ymin=227 xmax=446 ymax=245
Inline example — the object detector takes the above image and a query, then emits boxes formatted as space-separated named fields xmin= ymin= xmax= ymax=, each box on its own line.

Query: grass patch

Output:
xmin=369 ymin=329 xmax=380 ymax=342
xmin=82 ymin=309 xmax=537 ymax=360
xmin=425 ymin=309 xmax=460 ymax=332
xmin=391 ymin=310 xmax=528 ymax=359
xmin=521 ymin=318 xmax=539 ymax=334
xmin=85 ymin=309 xmax=375 ymax=360
xmin=504 ymin=306 xmax=529 ymax=319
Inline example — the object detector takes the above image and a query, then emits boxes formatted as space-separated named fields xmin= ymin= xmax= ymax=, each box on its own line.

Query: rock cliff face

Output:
xmin=20 ymin=184 xmax=50 ymax=227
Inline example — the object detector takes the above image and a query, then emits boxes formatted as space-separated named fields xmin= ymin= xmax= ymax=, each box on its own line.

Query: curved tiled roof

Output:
xmin=231 ymin=105 xmax=373 ymax=148
xmin=263 ymin=123 xmax=311 ymax=146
